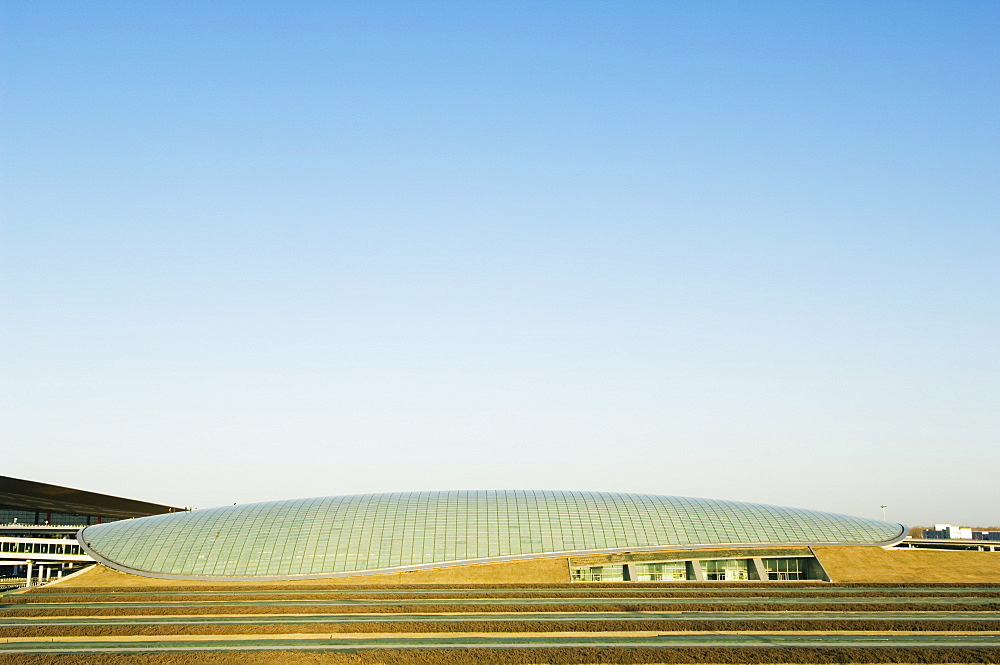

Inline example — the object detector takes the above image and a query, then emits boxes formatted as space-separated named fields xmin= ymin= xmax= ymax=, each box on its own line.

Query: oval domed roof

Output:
xmin=79 ymin=490 xmax=904 ymax=580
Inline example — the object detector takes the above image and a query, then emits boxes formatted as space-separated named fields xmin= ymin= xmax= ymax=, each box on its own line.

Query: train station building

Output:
xmin=4 ymin=479 xmax=1000 ymax=587
xmin=78 ymin=490 xmax=903 ymax=583
xmin=0 ymin=475 xmax=179 ymax=585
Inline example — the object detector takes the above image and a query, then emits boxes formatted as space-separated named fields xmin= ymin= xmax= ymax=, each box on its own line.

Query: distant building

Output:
xmin=923 ymin=524 xmax=999 ymax=541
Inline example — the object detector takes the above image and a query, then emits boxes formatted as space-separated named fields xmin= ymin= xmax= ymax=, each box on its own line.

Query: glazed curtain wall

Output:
xmin=80 ymin=491 xmax=904 ymax=579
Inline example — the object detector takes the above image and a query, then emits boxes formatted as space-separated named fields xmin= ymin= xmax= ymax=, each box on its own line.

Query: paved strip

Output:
xmin=2 ymin=610 xmax=998 ymax=626
xmin=7 ymin=631 xmax=665 ymax=642
xmin=3 ymin=635 xmax=1000 ymax=654
xmin=4 ymin=633 xmax=1000 ymax=644
xmin=25 ymin=586 xmax=1000 ymax=597
xmin=8 ymin=596 xmax=999 ymax=609
xmin=3 ymin=644 xmax=1000 ymax=655
xmin=4 ymin=631 xmax=1000 ymax=644
xmin=5 ymin=630 xmax=1000 ymax=640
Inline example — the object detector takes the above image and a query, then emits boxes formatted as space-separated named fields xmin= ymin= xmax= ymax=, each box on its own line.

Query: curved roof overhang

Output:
xmin=0 ymin=475 xmax=181 ymax=519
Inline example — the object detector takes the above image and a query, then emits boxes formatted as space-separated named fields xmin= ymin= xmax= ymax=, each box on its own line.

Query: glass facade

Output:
xmin=80 ymin=491 xmax=904 ymax=579
xmin=701 ymin=558 xmax=749 ymax=580
xmin=571 ymin=557 xmax=823 ymax=582
xmin=634 ymin=561 xmax=688 ymax=581
xmin=765 ymin=556 xmax=813 ymax=580
xmin=0 ymin=507 xmax=115 ymax=527
xmin=571 ymin=564 xmax=624 ymax=581
xmin=0 ymin=540 xmax=84 ymax=556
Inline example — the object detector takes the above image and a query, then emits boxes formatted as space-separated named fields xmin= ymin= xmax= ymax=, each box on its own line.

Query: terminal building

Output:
xmin=77 ymin=490 xmax=905 ymax=583
xmin=5 ymin=478 xmax=1000 ymax=586
xmin=0 ymin=475 xmax=180 ymax=585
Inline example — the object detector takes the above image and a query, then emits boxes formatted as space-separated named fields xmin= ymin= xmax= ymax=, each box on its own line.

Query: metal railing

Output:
xmin=0 ymin=577 xmax=29 ymax=589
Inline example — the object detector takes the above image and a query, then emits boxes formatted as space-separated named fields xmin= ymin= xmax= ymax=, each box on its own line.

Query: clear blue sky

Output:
xmin=2 ymin=1 xmax=997 ymax=526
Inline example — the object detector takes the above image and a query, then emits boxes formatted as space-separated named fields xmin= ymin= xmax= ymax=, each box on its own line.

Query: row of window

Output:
xmin=0 ymin=508 xmax=118 ymax=527
xmin=570 ymin=557 xmax=817 ymax=582
xmin=0 ymin=540 xmax=84 ymax=556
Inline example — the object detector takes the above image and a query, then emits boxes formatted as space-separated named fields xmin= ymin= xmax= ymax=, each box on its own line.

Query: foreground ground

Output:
xmin=1 ymin=566 xmax=999 ymax=663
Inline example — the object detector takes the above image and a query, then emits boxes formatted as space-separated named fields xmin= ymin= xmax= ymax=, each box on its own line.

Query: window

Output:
xmin=764 ymin=557 xmax=812 ymax=580
xmin=701 ymin=558 xmax=749 ymax=581
xmin=570 ymin=565 xmax=624 ymax=581
xmin=634 ymin=561 xmax=688 ymax=581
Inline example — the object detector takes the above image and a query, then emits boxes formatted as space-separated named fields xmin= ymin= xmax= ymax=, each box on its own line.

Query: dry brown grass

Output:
xmin=814 ymin=547 xmax=1000 ymax=584
xmin=15 ymin=590 xmax=1000 ymax=604
xmin=13 ymin=564 xmax=1000 ymax=663
xmin=44 ymin=563 xmax=1000 ymax=592
xmin=8 ymin=601 xmax=1000 ymax=617
xmin=1 ymin=647 xmax=1000 ymax=664
xmin=55 ymin=563 xmax=1000 ymax=591
xmin=2 ymin=619 xmax=1000 ymax=638
xmin=51 ymin=557 xmax=571 ymax=587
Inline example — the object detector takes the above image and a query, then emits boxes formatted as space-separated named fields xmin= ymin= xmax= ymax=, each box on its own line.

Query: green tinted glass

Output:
xmin=80 ymin=491 xmax=904 ymax=580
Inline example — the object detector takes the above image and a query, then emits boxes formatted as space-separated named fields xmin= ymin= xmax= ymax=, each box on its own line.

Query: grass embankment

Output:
xmin=2 ymin=647 xmax=1000 ymax=664
xmin=814 ymin=547 xmax=1000 ymax=584
xmin=50 ymin=562 xmax=1000 ymax=589
xmin=6 ymin=602 xmax=1000 ymax=617
xmin=15 ymin=590 xmax=1000 ymax=603
xmin=3 ymin=619 xmax=1000 ymax=638
xmin=11 ymin=568 xmax=1000 ymax=661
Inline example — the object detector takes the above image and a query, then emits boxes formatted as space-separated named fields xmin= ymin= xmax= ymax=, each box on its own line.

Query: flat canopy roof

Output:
xmin=0 ymin=475 xmax=181 ymax=519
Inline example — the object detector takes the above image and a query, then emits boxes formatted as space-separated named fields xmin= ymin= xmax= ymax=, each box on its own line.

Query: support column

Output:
xmin=750 ymin=557 xmax=769 ymax=581
xmin=623 ymin=564 xmax=636 ymax=582
xmin=686 ymin=560 xmax=705 ymax=581
xmin=25 ymin=560 xmax=32 ymax=587
xmin=807 ymin=547 xmax=832 ymax=581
